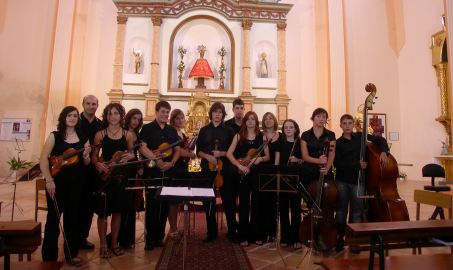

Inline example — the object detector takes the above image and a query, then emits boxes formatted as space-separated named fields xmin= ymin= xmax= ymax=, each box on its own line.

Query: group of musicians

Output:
xmin=39 ymin=95 xmax=390 ymax=265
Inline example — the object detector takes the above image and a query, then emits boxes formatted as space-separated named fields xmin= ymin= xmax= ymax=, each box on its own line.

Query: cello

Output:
xmin=299 ymin=139 xmax=339 ymax=251
xmin=359 ymin=83 xmax=409 ymax=222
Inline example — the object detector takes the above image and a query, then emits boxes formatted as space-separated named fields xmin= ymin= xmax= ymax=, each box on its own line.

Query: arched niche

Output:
xmin=167 ymin=15 xmax=235 ymax=93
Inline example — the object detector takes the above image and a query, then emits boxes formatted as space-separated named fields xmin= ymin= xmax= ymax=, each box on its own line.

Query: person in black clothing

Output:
xmin=78 ymin=95 xmax=101 ymax=250
xmin=92 ymin=103 xmax=136 ymax=258
xmin=117 ymin=108 xmax=144 ymax=248
xmin=334 ymin=114 xmax=389 ymax=251
xmin=222 ymin=98 xmax=244 ymax=241
xmin=168 ymin=109 xmax=196 ymax=238
xmin=227 ymin=111 xmax=270 ymax=247
xmin=301 ymin=108 xmax=336 ymax=251
xmin=196 ymin=102 xmax=235 ymax=242
xmin=253 ymin=112 xmax=281 ymax=244
xmin=301 ymin=108 xmax=336 ymax=185
xmin=40 ymin=106 xmax=91 ymax=266
xmin=224 ymin=98 xmax=244 ymax=133
xmin=275 ymin=119 xmax=303 ymax=250
xmin=139 ymin=101 xmax=181 ymax=250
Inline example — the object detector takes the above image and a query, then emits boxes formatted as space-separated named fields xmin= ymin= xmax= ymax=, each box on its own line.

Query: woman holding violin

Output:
xmin=300 ymin=107 xmax=337 ymax=251
xmin=117 ymin=108 xmax=144 ymax=248
xmin=226 ymin=111 xmax=270 ymax=247
xmin=92 ymin=103 xmax=136 ymax=258
xmin=274 ymin=119 xmax=303 ymax=249
xmin=168 ymin=109 xmax=196 ymax=238
xmin=39 ymin=106 xmax=91 ymax=266
xmin=197 ymin=102 xmax=235 ymax=242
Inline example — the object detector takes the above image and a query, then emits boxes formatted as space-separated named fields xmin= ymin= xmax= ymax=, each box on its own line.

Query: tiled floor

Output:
xmin=0 ymin=177 xmax=452 ymax=269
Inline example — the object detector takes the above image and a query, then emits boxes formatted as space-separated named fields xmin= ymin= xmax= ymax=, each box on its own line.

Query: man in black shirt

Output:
xmin=224 ymin=98 xmax=244 ymax=133
xmin=196 ymin=102 xmax=235 ymax=242
xmin=334 ymin=114 xmax=389 ymax=251
xmin=139 ymin=101 xmax=180 ymax=250
xmin=78 ymin=95 xmax=101 ymax=250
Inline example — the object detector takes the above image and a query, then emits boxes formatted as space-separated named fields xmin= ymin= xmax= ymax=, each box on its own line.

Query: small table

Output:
xmin=347 ymin=220 xmax=453 ymax=270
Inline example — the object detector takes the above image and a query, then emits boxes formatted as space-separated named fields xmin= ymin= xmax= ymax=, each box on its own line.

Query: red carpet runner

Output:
xmin=156 ymin=213 xmax=252 ymax=270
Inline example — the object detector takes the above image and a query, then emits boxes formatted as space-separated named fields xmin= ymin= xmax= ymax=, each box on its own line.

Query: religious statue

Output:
xmin=259 ymin=52 xmax=268 ymax=78
xmin=189 ymin=45 xmax=214 ymax=89
xmin=132 ymin=48 xmax=142 ymax=74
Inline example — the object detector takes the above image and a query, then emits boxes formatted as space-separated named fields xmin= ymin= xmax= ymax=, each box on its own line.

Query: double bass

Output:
xmin=299 ymin=139 xmax=338 ymax=251
xmin=359 ymin=83 xmax=409 ymax=222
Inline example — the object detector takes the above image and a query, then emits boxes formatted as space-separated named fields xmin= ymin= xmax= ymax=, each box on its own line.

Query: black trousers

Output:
xmin=219 ymin=171 xmax=239 ymax=237
xmin=203 ymin=200 xmax=217 ymax=238
xmin=145 ymin=188 xmax=168 ymax=243
xmin=279 ymin=193 xmax=301 ymax=244
xmin=78 ymin=165 xmax=96 ymax=244
xmin=42 ymin=185 xmax=81 ymax=261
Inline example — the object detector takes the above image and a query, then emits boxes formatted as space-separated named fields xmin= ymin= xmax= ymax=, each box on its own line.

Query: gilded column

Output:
xmin=241 ymin=19 xmax=252 ymax=97
xmin=145 ymin=16 xmax=162 ymax=120
xmin=276 ymin=22 xmax=288 ymax=98
xmin=109 ymin=15 xmax=128 ymax=102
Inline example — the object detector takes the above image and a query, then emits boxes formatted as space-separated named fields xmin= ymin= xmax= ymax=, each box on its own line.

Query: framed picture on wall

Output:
xmin=368 ymin=113 xmax=387 ymax=139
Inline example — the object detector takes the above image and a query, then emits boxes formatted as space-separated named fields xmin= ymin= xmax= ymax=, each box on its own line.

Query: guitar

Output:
xmin=49 ymin=144 xmax=99 ymax=177
xmin=148 ymin=138 xmax=186 ymax=168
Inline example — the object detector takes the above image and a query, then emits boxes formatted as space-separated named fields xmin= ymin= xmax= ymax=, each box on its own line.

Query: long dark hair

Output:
xmin=100 ymin=103 xmax=126 ymax=129
xmin=57 ymin=106 xmax=80 ymax=140
xmin=238 ymin=111 xmax=261 ymax=144
xmin=124 ymin=108 xmax=143 ymax=135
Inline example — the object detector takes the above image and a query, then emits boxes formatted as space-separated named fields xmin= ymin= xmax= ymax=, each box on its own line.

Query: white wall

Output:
xmin=0 ymin=0 xmax=57 ymax=173
xmin=398 ymin=0 xmax=445 ymax=179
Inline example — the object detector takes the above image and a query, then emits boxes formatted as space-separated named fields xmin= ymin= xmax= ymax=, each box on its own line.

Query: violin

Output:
xmin=98 ymin=141 xmax=141 ymax=181
xmin=49 ymin=144 xmax=99 ymax=177
xmin=299 ymin=139 xmax=338 ymax=251
xmin=208 ymin=139 xmax=224 ymax=188
xmin=181 ymin=134 xmax=198 ymax=163
xmin=148 ymin=138 xmax=185 ymax=168
xmin=236 ymin=137 xmax=270 ymax=175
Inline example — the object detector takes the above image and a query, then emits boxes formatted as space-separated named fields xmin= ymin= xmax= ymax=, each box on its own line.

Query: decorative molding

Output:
xmin=124 ymin=82 xmax=149 ymax=86
xmin=242 ymin=18 xmax=253 ymax=30
xmin=113 ymin=0 xmax=292 ymax=22
xmin=117 ymin=15 xmax=128 ymax=24
xmin=151 ymin=15 xmax=162 ymax=26
xmin=276 ymin=22 xmax=286 ymax=30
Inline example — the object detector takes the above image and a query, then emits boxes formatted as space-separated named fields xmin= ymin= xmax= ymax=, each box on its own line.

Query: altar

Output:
xmin=107 ymin=0 xmax=293 ymax=125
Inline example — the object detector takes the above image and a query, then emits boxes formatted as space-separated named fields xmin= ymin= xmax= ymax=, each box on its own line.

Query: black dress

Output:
xmin=94 ymin=130 xmax=128 ymax=217
xmin=42 ymin=131 xmax=87 ymax=262
xmin=232 ymin=133 xmax=264 ymax=242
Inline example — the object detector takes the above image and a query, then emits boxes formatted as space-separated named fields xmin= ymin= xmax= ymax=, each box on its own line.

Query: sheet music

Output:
xmin=160 ymin=187 xmax=214 ymax=198
xmin=191 ymin=188 xmax=215 ymax=198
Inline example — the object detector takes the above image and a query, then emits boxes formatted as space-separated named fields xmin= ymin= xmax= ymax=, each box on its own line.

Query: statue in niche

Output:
xmin=258 ymin=52 xmax=268 ymax=78
xmin=132 ymin=48 xmax=143 ymax=74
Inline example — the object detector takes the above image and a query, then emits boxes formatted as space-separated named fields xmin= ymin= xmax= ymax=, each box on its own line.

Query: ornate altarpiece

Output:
xmin=108 ymin=0 xmax=293 ymax=134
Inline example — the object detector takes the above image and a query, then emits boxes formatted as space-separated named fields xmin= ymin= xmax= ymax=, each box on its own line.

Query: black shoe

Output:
xmin=79 ymin=239 xmax=95 ymax=250
xmin=227 ymin=232 xmax=240 ymax=243
xmin=349 ymin=245 xmax=361 ymax=254
xmin=202 ymin=236 xmax=217 ymax=243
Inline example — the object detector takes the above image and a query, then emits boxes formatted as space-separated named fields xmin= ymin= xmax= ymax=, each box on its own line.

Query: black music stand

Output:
xmin=258 ymin=164 xmax=301 ymax=267
xmin=155 ymin=171 xmax=215 ymax=270
xmin=127 ymin=174 xmax=172 ymax=245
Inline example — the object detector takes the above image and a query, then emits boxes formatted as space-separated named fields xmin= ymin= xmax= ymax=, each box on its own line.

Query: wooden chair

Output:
xmin=414 ymin=189 xmax=453 ymax=254
xmin=34 ymin=178 xmax=47 ymax=222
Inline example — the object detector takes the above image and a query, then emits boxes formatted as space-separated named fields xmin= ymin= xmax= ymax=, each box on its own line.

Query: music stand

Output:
xmin=127 ymin=174 xmax=172 ymax=245
xmin=155 ymin=171 xmax=215 ymax=270
xmin=257 ymin=164 xmax=301 ymax=267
